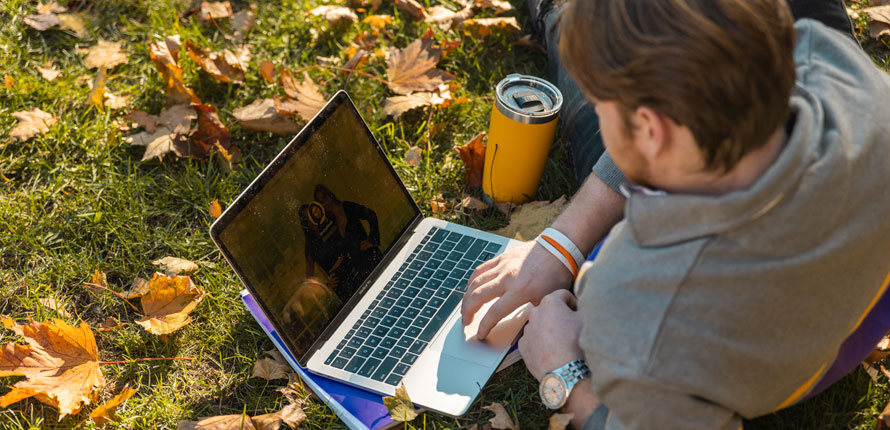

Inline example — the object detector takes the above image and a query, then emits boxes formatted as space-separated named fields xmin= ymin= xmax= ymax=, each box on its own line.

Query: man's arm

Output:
xmin=461 ymin=172 xmax=625 ymax=339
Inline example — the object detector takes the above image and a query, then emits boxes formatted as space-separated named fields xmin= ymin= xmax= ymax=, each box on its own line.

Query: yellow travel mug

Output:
xmin=483 ymin=74 xmax=563 ymax=204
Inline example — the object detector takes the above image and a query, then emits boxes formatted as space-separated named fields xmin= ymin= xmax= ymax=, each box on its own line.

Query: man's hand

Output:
xmin=517 ymin=289 xmax=584 ymax=380
xmin=461 ymin=240 xmax=573 ymax=340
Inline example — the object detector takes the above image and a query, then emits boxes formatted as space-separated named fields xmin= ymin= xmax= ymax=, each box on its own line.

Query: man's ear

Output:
xmin=633 ymin=106 xmax=669 ymax=160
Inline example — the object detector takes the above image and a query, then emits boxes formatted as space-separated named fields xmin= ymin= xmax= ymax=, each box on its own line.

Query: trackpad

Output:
xmin=432 ymin=299 xmax=529 ymax=367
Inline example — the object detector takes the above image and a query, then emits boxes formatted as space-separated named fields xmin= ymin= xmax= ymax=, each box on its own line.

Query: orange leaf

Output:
xmin=88 ymin=68 xmax=108 ymax=108
xmin=4 ymin=75 xmax=13 ymax=88
xmin=178 ymin=414 xmax=257 ymax=430
xmin=199 ymin=1 xmax=233 ymax=20
xmin=90 ymin=384 xmax=138 ymax=426
xmin=393 ymin=0 xmax=426 ymax=20
xmin=259 ymin=60 xmax=276 ymax=83
xmin=548 ymin=412 xmax=574 ymax=430
xmin=362 ymin=14 xmax=392 ymax=29
xmin=460 ymin=17 xmax=521 ymax=38
xmin=383 ymin=91 xmax=446 ymax=118
xmin=0 ymin=317 xmax=105 ymax=418
xmin=149 ymin=35 xmax=201 ymax=107
xmin=83 ymin=40 xmax=129 ymax=70
xmin=185 ymin=41 xmax=250 ymax=84
xmin=387 ymin=31 xmax=456 ymax=95
xmin=252 ymin=404 xmax=307 ymax=429
xmin=233 ymin=98 xmax=302 ymax=135
xmin=9 ymin=108 xmax=57 ymax=141
xmin=209 ymin=199 xmax=223 ymax=218
xmin=123 ymin=110 xmax=160 ymax=134
xmin=179 ymin=103 xmax=231 ymax=160
xmin=455 ymin=132 xmax=485 ymax=188
xmin=252 ymin=357 xmax=291 ymax=380
xmin=134 ymin=272 xmax=205 ymax=335
xmin=277 ymin=69 xmax=327 ymax=121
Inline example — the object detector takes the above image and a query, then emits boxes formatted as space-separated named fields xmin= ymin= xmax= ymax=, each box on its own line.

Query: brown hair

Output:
xmin=559 ymin=0 xmax=795 ymax=172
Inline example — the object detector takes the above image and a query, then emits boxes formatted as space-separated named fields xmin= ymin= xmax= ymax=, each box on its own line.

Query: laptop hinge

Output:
xmin=300 ymin=213 xmax=426 ymax=364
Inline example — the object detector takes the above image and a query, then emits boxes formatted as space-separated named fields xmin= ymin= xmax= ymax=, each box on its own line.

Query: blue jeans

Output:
xmin=543 ymin=0 xmax=856 ymax=186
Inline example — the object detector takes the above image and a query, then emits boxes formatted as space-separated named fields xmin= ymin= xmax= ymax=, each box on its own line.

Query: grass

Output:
xmin=0 ymin=0 xmax=889 ymax=428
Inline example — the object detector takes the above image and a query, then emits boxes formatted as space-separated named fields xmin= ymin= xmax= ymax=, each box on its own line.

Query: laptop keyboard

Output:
xmin=323 ymin=227 xmax=500 ymax=386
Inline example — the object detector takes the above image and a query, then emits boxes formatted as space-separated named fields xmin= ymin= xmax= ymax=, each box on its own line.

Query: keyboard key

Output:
xmin=456 ymin=279 xmax=469 ymax=292
xmin=381 ymin=298 xmax=395 ymax=308
xmin=373 ymin=326 xmax=388 ymax=337
xmin=455 ymin=236 xmax=474 ymax=252
xmin=443 ymin=278 xmax=457 ymax=290
xmin=359 ymin=358 xmax=381 ymax=377
xmin=444 ymin=251 xmax=460 ymax=262
xmin=346 ymin=356 xmax=364 ymax=373
xmin=418 ymin=288 xmax=433 ymax=299
xmin=372 ymin=357 xmax=399 ymax=381
xmin=465 ymin=240 xmax=487 ymax=261
xmin=333 ymin=357 xmax=349 ymax=369
xmin=364 ymin=317 xmax=381 ymax=328
xmin=420 ymin=306 xmax=436 ymax=318
xmin=388 ymin=307 xmax=404 ymax=318
xmin=396 ymin=317 xmax=411 ymax=329
xmin=362 ymin=309 xmax=372 ymax=319
xmin=397 ymin=337 xmax=413 ymax=348
xmin=456 ymin=259 xmax=472 ymax=270
xmin=441 ymin=260 xmax=456 ymax=271
xmin=417 ymin=252 xmax=432 ymax=262
xmin=399 ymin=262 xmax=409 ymax=271
xmin=454 ymin=268 xmax=469 ymax=279
xmin=397 ymin=297 xmax=413 ymax=307
xmin=396 ymin=279 xmax=411 ymax=288
xmin=411 ymin=277 xmax=427 ymax=288
xmin=423 ymin=242 xmax=438 ymax=252
xmin=337 ymin=339 xmax=348 ymax=349
xmin=479 ymin=252 xmax=495 ymax=261
xmin=348 ymin=338 xmax=362 ymax=348
xmin=381 ymin=337 xmax=397 ymax=348
xmin=433 ymin=270 xmax=449 ymax=280
xmin=406 ymin=326 xmax=421 ymax=338
xmin=411 ymin=298 xmax=428 ymax=309
xmin=341 ymin=347 xmax=357 ymax=359
xmin=372 ymin=308 xmax=387 ymax=318
xmin=409 ymin=340 xmax=428 ymax=355
xmin=427 ymin=279 xmax=442 ymax=289
xmin=389 ymin=327 xmax=405 ymax=338
xmin=426 ymin=259 xmax=442 ymax=269
xmin=385 ymin=374 xmax=403 ymax=386
xmin=440 ymin=241 xmax=455 ymax=251
xmin=403 ymin=353 xmax=419 ymax=365
xmin=419 ymin=292 xmax=461 ymax=342
xmin=404 ymin=307 xmax=420 ymax=319
xmin=403 ymin=287 xmax=420 ymax=298
xmin=393 ymin=363 xmax=411 ymax=376
xmin=372 ymin=347 xmax=388 ymax=359
xmin=381 ymin=316 xmax=397 ymax=327
xmin=409 ymin=260 xmax=424 ymax=270
xmin=325 ymin=353 xmax=336 ymax=365
xmin=367 ymin=336 xmax=381 ymax=347
xmin=485 ymin=242 xmax=502 ymax=252
xmin=435 ymin=287 xmax=450 ymax=298
xmin=419 ymin=268 xmax=434 ymax=278
xmin=391 ymin=346 xmax=407 ymax=358
xmin=432 ymin=229 xmax=449 ymax=243
xmin=386 ymin=288 xmax=402 ymax=299
xmin=428 ymin=297 xmax=444 ymax=308
xmin=359 ymin=346 xmax=374 ymax=357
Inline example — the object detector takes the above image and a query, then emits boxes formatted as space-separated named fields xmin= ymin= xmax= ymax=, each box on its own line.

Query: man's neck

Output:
xmin=668 ymin=126 xmax=787 ymax=195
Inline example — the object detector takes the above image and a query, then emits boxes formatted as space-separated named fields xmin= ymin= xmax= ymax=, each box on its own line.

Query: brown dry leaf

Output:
xmin=404 ymin=146 xmax=423 ymax=166
xmin=58 ymin=13 xmax=88 ymax=38
xmin=229 ymin=9 xmax=256 ymax=43
xmin=252 ymin=404 xmax=307 ymax=429
xmin=104 ymin=92 xmax=129 ymax=110
xmin=37 ymin=61 xmax=61 ymax=81
xmin=387 ymin=30 xmax=456 ymax=95
xmin=424 ymin=3 xmax=473 ymax=30
xmin=0 ymin=317 xmax=105 ymax=418
xmin=362 ymin=14 xmax=392 ymax=29
xmin=88 ymin=68 xmax=108 ymax=108
xmin=90 ymin=384 xmax=138 ymax=426
xmin=122 ymin=277 xmax=151 ymax=299
xmin=482 ymin=402 xmax=516 ymax=430
xmin=475 ymin=0 xmax=513 ymax=14
xmin=134 ymin=272 xmax=205 ymax=335
xmin=859 ymin=6 xmax=890 ymax=39
xmin=513 ymin=34 xmax=546 ymax=53
xmin=159 ymin=104 xmax=197 ymax=135
xmin=455 ymin=132 xmax=485 ymax=188
xmin=185 ymin=41 xmax=249 ymax=84
xmin=233 ymin=98 xmax=302 ymax=135
xmin=39 ymin=297 xmax=72 ymax=318
xmin=278 ymin=69 xmax=327 ymax=121
xmin=37 ymin=0 xmax=67 ymax=14
xmin=384 ymin=91 xmax=447 ymax=118
xmin=492 ymin=196 xmax=568 ymax=240
xmin=181 ymin=103 xmax=232 ymax=160
xmin=209 ymin=199 xmax=223 ymax=218
xmin=89 ymin=269 xmax=108 ymax=295
xmin=430 ymin=193 xmax=452 ymax=214
xmin=10 ymin=108 xmax=57 ymax=141
xmin=252 ymin=357 xmax=291 ymax=380
xmin=150 ymin=36 xmax=201 ymax=106
xmin=199 ymin=1 xmax=233 ymax=21
xmin=866 ymin=336 xmax=890 ymax=365
xmin=127 ymin=127 xmax=175 ymax=161
xmin=383 ymin=382 xmax=418 ymax=422
xmin=124 ymin=110 xmax=160 ymax=134
xmin=4 ymin=75 xmax=14 ymax=88
xmin=83 ymin=40 xmax=128 ymax=70
xmin=461 ymin=17 xmax=521 ymax=38
xmin=881 ymin=400 xmax=890 ymax=428
xmin=308 ymin=5 xmax=359 ymax=25
xmin=259 ymin=60 xmax=276 ymax=83
xmin=461 ymin=195 xmax=489 ymax=211
xmin=24 ymin=13 xmax=61 ymax=31
xmin=178 ymin=414 xmax=257 ymax=430
xmin=549 ymin=412 xmax=574 ymax=430
xmin=394 ymin=0 xmax=426 ymax=20
xmin=98 ymin=317 xmax=124 ymax=332
xmin=152 ymin=256 xmax=199 ymax=276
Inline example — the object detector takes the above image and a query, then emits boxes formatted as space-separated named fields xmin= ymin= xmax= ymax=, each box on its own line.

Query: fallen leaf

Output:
xmin=24 ymin=13 xmax=61 ymax=31
xmin=362 ymin=14 xmax=392 ymax=29
xmin=122 ymin=277 xmax=151 ymax=299
xmin=10 ymin=108 xmax=57 ymax=141
xmin=58 ymin=13 xmax=89 ymax=38
xmin=461 ymin=17 xmax=521 ymax=38
xmin=88 ymin=68 xmax=108 ymax=108
xmin=492 ymin=196 xmax=568 ymax=240
xmin=394 ymin=0 xmax=426 ymax=20
xmin=199 ymin=1 xmax=233 ymax=21
xmin=475 ymin=0 xmax=513 ymax=14
xmin=865 ymin=362 xmax=881 ymax=382
xmin=252 ymin=404 xmax=307 ymax=430
xmin=307 ymin=5 xmax=359 ymax=25
xmin=424 ymin=3 xmax=473 ymax=30
xmin=259 ymin=60 xmax=276 ymax=83
xmin=178 ymin=414 xmax=256 ymax=430
xmin=152 ymin=256 xmax=199 ymax=276
xmin=513 ymin=34 xmax=546 ymax=53
xmin=83 ymin=40 xmax=128 ymax=70
xmin=461 ymin=195 xmax=489 ymax=211
xmin=90 ymin=384 xmax=138 ymax=426
xmin=98 ymin=317 xmax=123 ymax=332
xmin=185 ymin=41 xmax=249 ymax=84
xmin=150 ymin=35 xmax=201 ymax=106
xmin=127 ymin=127 xmax=175 ymax=161
xmin=37 ymin=1 xmax=67 ymax=14
xmin=387 ymin=31 xmax=456 ymax=95
xmin=482 ymin=402 xmax=516 ymax=430
xmin=37 ymin=61 xmax=61 ymax=81
xmin=278 ymin=69 xmax=327 ymax=121
xmin=229 ymin=9 xmax=256 ymax=43
xmin=881 ymin=399 xmax=890 ymax=428
xmin=209 ymin=200 xmax=223 ymax=218
xmin=88 ymin=269 xmax=108 ymax=295
xmin=124 ymin=110 xmax=160 ymax=134
xmin=181 ymin=103 xmax=232 ymax=160
xmin=252 ymin=357 xmax=291 ymax=380
xmin=859 ymin=6 xmax=890 ymax=38
xmin=549 ymin=412 xmax=574 ymax=430
xmin=159 ymin=104 xmax=197 ymax=135
xmin=4 ymin=75 xmax=13 ymax=88
xmin=393 ymin=147 xmax=420 ymax=169
xmin=233 ymin=98 xmax=302 ymax=135
xmin=134 ymin=272 xmax=205 ymax=335
xmin=39 ymin=298 xmax=72 ymax=318
xmin=866 ymin=336 xmax=890 ymax=364
xmin=383 ymin=382 xmax=418 ymax=422
xmin=455 ymin=132 xmax=485 ymax=188
xmin=0 ymin=317 xmax=105 ymax=418
xmin=430 ymin=193 xmax=453 ymax=214
xmin=384 ymin=91 xmax=446 ymax=117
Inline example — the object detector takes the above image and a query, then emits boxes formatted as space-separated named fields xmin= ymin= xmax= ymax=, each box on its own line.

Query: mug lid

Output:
xmin=496 ymin=74 xmax=563 ymax=124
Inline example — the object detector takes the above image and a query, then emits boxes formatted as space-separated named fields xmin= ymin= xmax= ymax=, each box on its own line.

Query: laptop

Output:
xmin=210 ymin=91 xmax=529 ymax=417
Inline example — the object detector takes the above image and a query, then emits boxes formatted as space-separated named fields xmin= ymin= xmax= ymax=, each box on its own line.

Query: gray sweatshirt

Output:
xmin=578 ymin=19 xmax=890 ymax=430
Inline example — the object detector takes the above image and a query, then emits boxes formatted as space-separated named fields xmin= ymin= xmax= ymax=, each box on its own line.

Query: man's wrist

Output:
xmin=563 ymin=378 xmax=600 ymax=429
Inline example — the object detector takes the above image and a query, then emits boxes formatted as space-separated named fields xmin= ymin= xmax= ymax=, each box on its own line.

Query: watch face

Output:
xmin=540 ymin=373 xmax=567 ymax=409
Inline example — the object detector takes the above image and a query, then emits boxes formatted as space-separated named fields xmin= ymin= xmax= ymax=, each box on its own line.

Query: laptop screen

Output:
xmin=214 ymin=94 xmax=419 ymax=359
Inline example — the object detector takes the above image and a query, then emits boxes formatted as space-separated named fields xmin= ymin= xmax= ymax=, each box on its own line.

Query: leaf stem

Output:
xmin=292 ymin=64 xmax=394 ymax=87
xmin=82 ymin=282 xmax=142 ymax=314
xmin=99 ymin=357 xmax=193 ymax=365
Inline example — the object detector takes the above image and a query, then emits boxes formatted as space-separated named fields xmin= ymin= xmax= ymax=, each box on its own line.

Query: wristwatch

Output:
xmin=539 ymin=360 xmax=591 ymax=409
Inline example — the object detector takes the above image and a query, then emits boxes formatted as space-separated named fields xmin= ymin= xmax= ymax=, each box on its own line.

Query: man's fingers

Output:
xmin=467 ymin=257 xmax=499 ymax=287
xmin=476 ymin=294 xmax=522 ymax=340
xmin=461 ymin=278 xmax=504 ymax=324
xmin=544 ymin=288 xmax=577 ymax=311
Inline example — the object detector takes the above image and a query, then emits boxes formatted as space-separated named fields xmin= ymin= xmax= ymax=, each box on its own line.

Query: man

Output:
xmin=461 ymin=0 xmax=890 ymax=428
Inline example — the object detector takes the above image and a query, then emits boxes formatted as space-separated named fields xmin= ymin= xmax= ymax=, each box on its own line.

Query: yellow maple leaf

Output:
xmin=0 ymin=317 xmax=105 ymax=417
xmin=134 ymin=272 xmax=204 ymax=335
xmin=382 ymin=383 xmax=418 ymax=422
xmin=90 ymin=384 xmax=138 ymax=426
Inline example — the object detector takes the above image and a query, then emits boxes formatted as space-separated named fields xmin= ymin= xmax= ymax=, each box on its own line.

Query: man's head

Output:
xmin=559 ymin=0 xmax=795 ymax=187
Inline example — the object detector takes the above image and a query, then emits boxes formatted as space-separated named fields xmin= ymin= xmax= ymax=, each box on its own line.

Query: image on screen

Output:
xmin=218 ymin=102 xmax=418 ymax=359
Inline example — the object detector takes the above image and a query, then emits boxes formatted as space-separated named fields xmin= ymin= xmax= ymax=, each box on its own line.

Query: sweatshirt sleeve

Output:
xmin=592 ymin=152 xmax=626 ymax=193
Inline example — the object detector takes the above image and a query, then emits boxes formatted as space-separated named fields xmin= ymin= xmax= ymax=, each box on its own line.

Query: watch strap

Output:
xmin=554 ymin=359 xmax=590 ymax=391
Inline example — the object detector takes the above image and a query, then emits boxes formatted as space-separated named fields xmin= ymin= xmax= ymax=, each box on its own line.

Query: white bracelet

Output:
xmin=535 ymin=236 xmax=576 ymax=278
xmin=541 ymin=228 xmax=585 ymax=269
